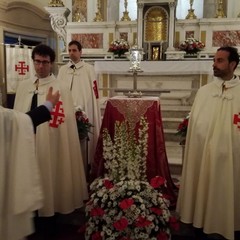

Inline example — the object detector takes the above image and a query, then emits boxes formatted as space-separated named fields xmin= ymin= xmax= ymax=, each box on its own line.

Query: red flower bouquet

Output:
xmin=75 ymin=106 xmax=93 ymax=140
xmin=176 ymin=113 xmax=190 ymax=145
xmin=108 ymin=39 xmax=129 ymax=57
xmin=179 ymin=38 xmax=205 ymax=54
xmin=85 ymin=176 xmax=177 ymax=240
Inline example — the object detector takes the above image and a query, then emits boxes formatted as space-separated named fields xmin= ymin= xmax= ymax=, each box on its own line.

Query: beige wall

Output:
xmin=0 ymin=1 xmax=55 ymax=42
xmin=1 ymin=0 xmax=50 ymax=10
xmin=0 ymin=0 xmax=59 ymax=106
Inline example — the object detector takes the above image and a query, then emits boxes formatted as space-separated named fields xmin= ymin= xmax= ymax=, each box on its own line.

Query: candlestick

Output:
xmin=48 ymin=0 xmax=64 ymax=7
xmin=121 ymin=0 xmax=131 ymax=21
xmin=94 ymin=0 xmax=103 ymax=22
xmin=185 ymin=0 xmax=197 ymax=19
xmin=215 ymin=0 xmax=226 ymax=18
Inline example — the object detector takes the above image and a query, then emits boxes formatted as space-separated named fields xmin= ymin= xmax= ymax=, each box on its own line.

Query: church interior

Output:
xmin=1 ymin=0 xmax=240 ymax=239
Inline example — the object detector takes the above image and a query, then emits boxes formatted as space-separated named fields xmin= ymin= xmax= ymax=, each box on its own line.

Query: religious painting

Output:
xmin=212 ymin=30 xmax=240 ymax=47
xmin=71 ymin=33 xmax=103 ymax=49
xmin=185 ymin=31 xmax=194 ymax=39
xmin=119 ymin=32 xmax=128 ymax=41
xmin=72 ymin=0 xmax=87 ymax=22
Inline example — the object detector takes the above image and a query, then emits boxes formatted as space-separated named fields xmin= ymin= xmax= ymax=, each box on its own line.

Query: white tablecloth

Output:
xmin=94 ymin=60 xmax=213 ymax=75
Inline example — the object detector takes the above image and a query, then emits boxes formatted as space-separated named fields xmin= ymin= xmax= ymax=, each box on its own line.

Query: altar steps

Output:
xmin=161 ymin=105 xmax=191 ymax=175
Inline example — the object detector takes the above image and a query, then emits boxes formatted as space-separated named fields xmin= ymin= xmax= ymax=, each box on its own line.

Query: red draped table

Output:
xmin=91 ymin=96 xmax=177 ymax=206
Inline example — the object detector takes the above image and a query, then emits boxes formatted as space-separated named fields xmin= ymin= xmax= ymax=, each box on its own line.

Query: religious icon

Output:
xmin=152 ymin=47 xmax=160 ymax=60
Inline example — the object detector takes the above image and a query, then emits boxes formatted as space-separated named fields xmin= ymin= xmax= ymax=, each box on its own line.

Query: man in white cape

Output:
xmin=14 ymin=44 xmax=88 ymax=217
xmin=57 ymin=40 xmax=101 ymax=169
xmin=0 ymin=87 xmax=60 ymax=240
xmin=177 ymin=46 xmax=240 ymax=240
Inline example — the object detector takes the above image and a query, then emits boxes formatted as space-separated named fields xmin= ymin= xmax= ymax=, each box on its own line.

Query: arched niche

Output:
xmin=143 ymin=6 xmax=169 ymax=60
xmin=0 ymin=1 xmax=54 ymax=49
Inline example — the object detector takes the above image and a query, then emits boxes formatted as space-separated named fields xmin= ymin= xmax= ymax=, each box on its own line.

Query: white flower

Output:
xmin=108 ymin=39 xmax=130 ymax=53
xmin=179 ymin=38 xmax=205 ymax=53
xmin=85 ymin=118 xmax=176 ymax=240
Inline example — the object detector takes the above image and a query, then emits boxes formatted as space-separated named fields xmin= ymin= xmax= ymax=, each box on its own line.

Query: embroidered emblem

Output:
xmin=15 ymin=61 xmax=29 ymax=75
xmin=233 ymin=113 xmax=240 ymax=129
xmin=49 ymin=101 xmax=65 ymax=128
xmin=93 ymin=80 xmax=99 ymax=99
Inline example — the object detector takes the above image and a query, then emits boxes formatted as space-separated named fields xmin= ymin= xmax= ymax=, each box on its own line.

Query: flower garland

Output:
xmin=179 ymin=38 xmax=205 ymax=54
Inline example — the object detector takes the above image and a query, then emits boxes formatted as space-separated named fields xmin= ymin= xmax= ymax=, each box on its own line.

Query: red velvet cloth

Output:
xmin=91 ymin=97 xmax=177 ymax=206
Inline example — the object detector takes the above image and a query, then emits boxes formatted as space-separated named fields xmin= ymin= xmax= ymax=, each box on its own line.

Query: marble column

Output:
xmin=167 ymin=2 xmax=176 ymax=51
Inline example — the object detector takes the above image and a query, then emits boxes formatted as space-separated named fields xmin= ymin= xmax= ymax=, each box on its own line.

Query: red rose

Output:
xmin=150 ymin=176 xmax=166 ymax=188
xmin=91 ymin=231 xmax=102 ymax=240
xmin=119 ymin=198 xmax=134 ymax=210
xmin=135 ymin=216 xmax=152 ymax=227
xmin=90 ymin=207 xmax=104 ymax=217
xmin=162 ymin=194 xmax=171 ymax=200
xmin=157 ymin=231 xmax=169 ymax=240
xmin=103 ymin=179 xmax=114 ymax=189
xmin=150 ymin=207 xmax=162 ymax=215
xmin=113 ymin=217 xmax=128 ymax=231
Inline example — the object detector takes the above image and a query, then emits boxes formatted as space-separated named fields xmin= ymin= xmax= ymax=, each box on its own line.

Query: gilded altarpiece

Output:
xmin=72 ymin=0 xmax=87 ymax=22
xmin=144 ymin=6 xmax=168 ymax=60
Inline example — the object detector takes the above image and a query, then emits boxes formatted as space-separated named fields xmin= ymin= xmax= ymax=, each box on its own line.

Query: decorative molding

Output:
xmin=45 ymin=7 xmax=70 ymax=49
xmin=137 ymin=3 xmax=144 ymax=9
xmin=169 ymin=2 xmax=176 ymax=9
xmin=6 ymin=1 xmax=49 ymax=20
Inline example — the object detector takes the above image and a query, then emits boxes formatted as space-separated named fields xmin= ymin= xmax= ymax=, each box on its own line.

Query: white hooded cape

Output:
xmin=14 ymin=74 xmax=88 ymax=217
xmin=57 ymin=61 xmax=101 ymax=164
xmin=0 ymin=106 xmax=43 ymax=239
xmin=177 ymin=77 xmax=240 ymax=240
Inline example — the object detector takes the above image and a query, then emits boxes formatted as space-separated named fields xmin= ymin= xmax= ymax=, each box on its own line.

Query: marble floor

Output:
xmin=27 ymin=207 xmax=233 ymax=240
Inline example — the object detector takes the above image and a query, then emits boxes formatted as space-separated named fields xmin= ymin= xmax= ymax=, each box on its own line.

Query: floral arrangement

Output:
xmin=103 ymin=119 xmax=148 ymax=182
xmin=179 ymin=38 xmax=205 ymax=54
xmin=75 ymin=106 xmax=93 ymax=140
xmin=176 ymin=112 xmax=190 ymax=145
xmin=108 ymin=39 xmax=130 ymax=57
xmin=85 ymin=118 xmax=179 ymax=240
xmin=85 ymin=176 xmax=179 ymax=240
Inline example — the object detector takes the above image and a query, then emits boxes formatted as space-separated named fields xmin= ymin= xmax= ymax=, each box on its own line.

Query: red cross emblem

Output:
xmin=15 ymin=61 xmax=29 ymax=75
xmin=93 ymin=80 xmax=99 ymax=99
xmin=49 ymin=101 xmax=65 ymax=128
xmin=233 ymin=113 xmax=240 ymax=129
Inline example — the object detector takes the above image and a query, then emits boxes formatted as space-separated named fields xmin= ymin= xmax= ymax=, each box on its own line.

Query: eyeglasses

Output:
xmin=33 ymin=59 xmax=51 ymax=66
